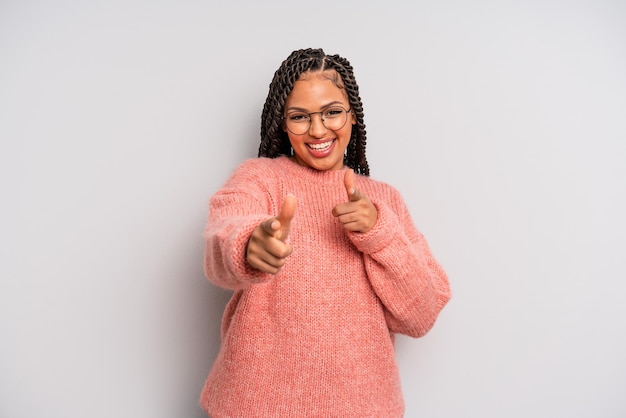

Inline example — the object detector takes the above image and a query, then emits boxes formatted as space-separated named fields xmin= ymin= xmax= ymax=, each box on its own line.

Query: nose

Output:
xmin=308 ymin=113 xmax=327 ymax=138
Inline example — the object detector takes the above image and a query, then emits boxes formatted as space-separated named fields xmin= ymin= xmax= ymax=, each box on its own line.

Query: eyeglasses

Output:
xmin=283 ymin=106 xmax=351 ymax=136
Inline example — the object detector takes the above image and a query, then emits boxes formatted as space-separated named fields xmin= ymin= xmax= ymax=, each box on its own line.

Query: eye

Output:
xmin=287 ymin=113 xmax=309 ymax=122
xmin=324 ymin=108 xmax=344 ymax=118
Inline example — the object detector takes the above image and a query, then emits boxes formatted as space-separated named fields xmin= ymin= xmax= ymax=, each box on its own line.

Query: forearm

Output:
xmin=349 ymin=201 xmax=451 ymax=337
xmin=203 ymin=214 xmax=273 ymax=290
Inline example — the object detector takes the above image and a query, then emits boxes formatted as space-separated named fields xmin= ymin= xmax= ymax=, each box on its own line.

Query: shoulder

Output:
xmin=356 ymin=174 xmax=412 ymax=218
xmin=225 ymin=157 xmax=285 ymax=183
xmin=213 ymin=158 xmax=282 ymax=197
xmin=357 ymin=174 xmax=402 ymax=199
xmin=211 ymin=158 xmax=286 ymax=211
xmin=232 ymin=157 xmax=281 ymax=174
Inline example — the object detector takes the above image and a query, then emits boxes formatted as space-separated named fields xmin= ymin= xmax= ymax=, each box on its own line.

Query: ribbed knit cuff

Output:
xmin=347 ymin=202 xmax=399 ymax=255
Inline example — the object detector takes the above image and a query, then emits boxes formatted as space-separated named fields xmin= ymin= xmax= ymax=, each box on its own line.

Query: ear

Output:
xmin=351 ymin=110 xmax=357 ymax=125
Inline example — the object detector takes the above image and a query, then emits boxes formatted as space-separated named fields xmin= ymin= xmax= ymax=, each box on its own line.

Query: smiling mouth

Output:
xmin=307 ymin=140 xmax=334 ymax=152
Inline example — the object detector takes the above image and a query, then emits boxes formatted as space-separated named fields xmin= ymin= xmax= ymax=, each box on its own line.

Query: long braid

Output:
xmin=323 ymin=54 xmax=369 ymax=176
xmin=258 ymin=48 xmax=370 ymax=176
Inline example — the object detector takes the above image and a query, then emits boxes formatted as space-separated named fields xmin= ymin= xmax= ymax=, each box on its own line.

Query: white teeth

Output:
xmin=308 ymin=141 xmax=332 ymax=151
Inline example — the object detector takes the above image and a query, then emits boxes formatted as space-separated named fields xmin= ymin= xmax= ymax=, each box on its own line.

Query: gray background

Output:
xmin=1 ymin=0 xmax=625 ymax=417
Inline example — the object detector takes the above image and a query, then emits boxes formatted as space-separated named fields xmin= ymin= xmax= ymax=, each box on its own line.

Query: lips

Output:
xmin=308 ymin=140 xmax=333 ymax=151
xmin=306 ymin=139 xmax=335 ymax=157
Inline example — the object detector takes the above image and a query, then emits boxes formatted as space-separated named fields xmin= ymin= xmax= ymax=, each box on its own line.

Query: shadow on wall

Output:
xmin=194 ymin=280 xmax=232 ymax=415
xmin=203 ymin=284 xmax=233 ymax=369
xmin=171 ymin=228 xmax=233 ymax=416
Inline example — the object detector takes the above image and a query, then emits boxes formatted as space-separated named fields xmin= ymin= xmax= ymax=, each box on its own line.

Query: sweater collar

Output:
xmin=276 ymin=155 xmax=350 ymax=181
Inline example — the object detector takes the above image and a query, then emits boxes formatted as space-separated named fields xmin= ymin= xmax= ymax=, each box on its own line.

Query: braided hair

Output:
xmin=258 ymin=48 xmax=370 ymax=176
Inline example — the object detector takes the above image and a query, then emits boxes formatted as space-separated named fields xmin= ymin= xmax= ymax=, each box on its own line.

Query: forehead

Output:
xmin=297 ymin=69 xmax=344 ymax=86
xmin=286 ymin=70 xmax=348 ymax=107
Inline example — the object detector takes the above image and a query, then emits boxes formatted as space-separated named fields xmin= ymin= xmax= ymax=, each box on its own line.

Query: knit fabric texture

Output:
xmin=201 ymin=156 xmax=451 ymax=417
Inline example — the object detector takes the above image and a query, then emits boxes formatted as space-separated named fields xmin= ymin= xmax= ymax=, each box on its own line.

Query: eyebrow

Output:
xmin=285 ymin=100 xmax=346 ymax=113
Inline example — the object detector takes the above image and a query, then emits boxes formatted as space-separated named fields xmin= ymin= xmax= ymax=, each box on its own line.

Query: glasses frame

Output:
xmin=283 ymin=106 xmax=352 ymax=136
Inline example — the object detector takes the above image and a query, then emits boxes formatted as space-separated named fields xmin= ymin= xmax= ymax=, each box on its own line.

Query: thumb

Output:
xmin=344 ymin=169 xmax=361 ymax=201
xmin=276 ymin=194 xmax=296 ymax=241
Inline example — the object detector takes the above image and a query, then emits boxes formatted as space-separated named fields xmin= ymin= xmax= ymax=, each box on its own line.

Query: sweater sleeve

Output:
xmin=202 ymin=160 xmax=278 ymax=290
xmin=347 ymin=186 xmax=451 ymax=338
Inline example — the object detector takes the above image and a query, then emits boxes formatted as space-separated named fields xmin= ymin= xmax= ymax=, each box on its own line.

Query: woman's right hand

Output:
xmin=246 ymin=195 xmax=296 ymax=274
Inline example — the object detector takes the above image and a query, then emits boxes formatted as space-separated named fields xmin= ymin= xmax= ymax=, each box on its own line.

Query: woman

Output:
xmin=201 ymin=48 xmax=451 ymax=417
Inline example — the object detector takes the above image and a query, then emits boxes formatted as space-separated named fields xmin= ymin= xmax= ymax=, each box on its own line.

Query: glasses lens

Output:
xmin=285 ymin=112 xmax=310 ymax=135
xmin=322 ymin=107 xmax=348 ymax=131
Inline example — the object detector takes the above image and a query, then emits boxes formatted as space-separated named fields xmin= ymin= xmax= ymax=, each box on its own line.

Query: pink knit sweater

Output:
xmin=201 ymin=156 xmax=450 ymax=417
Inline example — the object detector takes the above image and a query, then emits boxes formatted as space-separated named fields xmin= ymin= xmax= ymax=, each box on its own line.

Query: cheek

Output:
xmin=342 ymin=122 xmax=354 ymax=139
xmin=287 ymin=133 xmax=302 ymax=148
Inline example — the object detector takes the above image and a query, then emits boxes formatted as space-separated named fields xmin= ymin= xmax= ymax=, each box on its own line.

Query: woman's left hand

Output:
xmin=332 ymin=169 xmax=378 ymax=233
